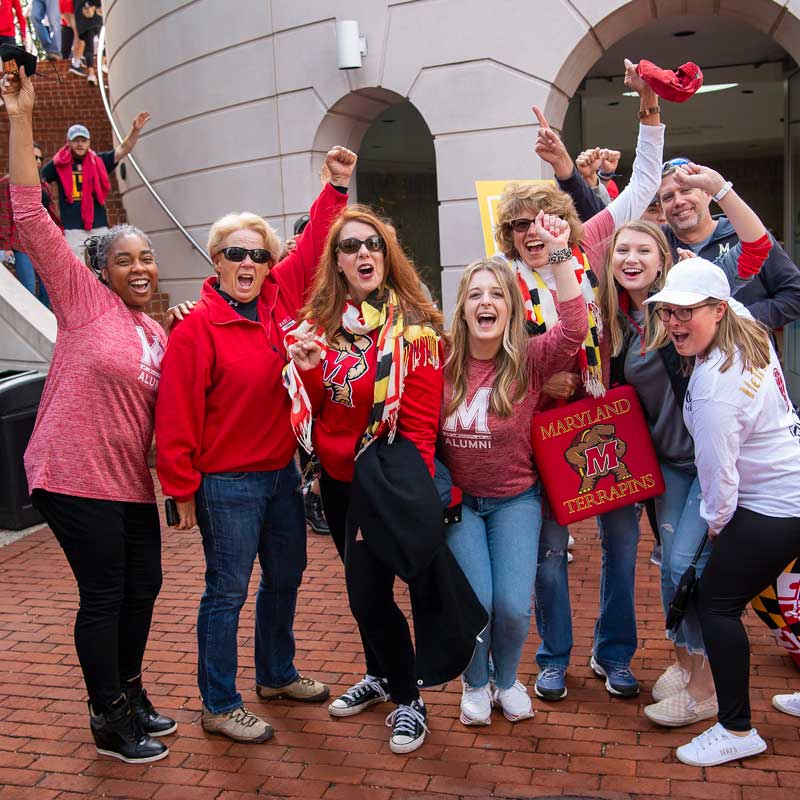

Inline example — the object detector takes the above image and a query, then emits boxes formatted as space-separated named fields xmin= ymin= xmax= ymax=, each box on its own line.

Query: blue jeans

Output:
xmin=195 ymin=464 xmax=307 ymax=714
xmin=13 ymin=250 xmax=50 ymax=308
xmin=653 ymin=463 xmax=709 ymax=654
xmin=534 ymin=503 xmax=640 ymax=668
xmin=31 ymin=0 xmax=61 ymax=54
xmin=445 ymin=485 xmax=542 ymax=690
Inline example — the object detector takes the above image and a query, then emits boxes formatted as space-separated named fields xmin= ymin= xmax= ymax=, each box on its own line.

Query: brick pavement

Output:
xmin=0 ymin=491 xmax=798 ymax=800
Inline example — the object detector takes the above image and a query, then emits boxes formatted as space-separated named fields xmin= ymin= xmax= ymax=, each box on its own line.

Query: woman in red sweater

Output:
xmin=155 ymin=147 xmax=356 ymax=744
xmin=439 ymin=214 xmax=587 ymax=726
xmin=284 ymin=206 xmax=445 ymax=754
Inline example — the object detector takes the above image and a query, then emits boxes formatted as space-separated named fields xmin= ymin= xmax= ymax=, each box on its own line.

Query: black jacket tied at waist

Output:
xmin=349 ymin=436 xmax=488 ymax=688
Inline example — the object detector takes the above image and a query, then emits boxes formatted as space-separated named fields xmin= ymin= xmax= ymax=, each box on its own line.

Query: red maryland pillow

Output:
xmin=532 ymin=384 xmax=665 ymax=526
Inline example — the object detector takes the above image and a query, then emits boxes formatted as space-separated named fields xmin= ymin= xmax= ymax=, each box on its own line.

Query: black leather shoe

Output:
xmin=127 ymin=685 xmax=177 ymax=737
xmin=90 ymin=699 xmax=169 ymax=763
xmin=305 ymin=492 xmax=330 ymax=535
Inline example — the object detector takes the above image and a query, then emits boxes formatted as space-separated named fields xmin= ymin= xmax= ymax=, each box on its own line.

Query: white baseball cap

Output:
xmin=67 ymin=124 xmax=90 ymax=141
xmin=644 ymin=257 xmax=730 ymax=307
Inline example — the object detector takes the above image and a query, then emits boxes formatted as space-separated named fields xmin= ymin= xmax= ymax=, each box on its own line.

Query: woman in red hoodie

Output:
xmin=283 ymin=206 xmax=445 ymax=754
xmin=155 ymin=146 xmax=356 ymax=744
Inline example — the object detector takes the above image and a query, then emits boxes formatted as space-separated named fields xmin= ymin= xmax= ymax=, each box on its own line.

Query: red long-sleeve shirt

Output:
xmin=0 ymin=0 xmax=26 ymax=39
xmin=303 ymin=335 xmax=443 ymax=482
xmin=155 ymin=183 xmax=346 ymax=501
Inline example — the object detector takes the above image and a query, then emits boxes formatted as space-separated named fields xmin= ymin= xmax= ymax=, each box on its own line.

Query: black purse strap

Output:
xmin=690 ymin=532 xmax=709 ymax=566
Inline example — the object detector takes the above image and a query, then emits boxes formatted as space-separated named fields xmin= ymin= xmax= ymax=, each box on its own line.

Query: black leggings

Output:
xmin=318 ymin=471 xmax=418 ymax=704
xmin=695 ymin=506 xmax=800 ymax=730
xmin=33 ymin=490 xmax=163 ymax=713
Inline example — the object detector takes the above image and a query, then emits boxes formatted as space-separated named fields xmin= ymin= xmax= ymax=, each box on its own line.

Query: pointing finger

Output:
xmin=532 ymin=105 xmax=550 ymax=129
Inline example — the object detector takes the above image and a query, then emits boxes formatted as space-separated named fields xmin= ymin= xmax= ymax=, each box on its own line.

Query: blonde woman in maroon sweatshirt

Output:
xmin=438 ymin=212 xmax=588 ymax=726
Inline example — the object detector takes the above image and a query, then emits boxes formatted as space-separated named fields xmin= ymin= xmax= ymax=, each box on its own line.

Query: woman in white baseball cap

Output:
xmin=645 ymin=259 xmax=800 ymax=767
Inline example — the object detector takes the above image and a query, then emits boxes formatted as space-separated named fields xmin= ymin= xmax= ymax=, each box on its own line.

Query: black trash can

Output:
xmin=0 ymin=369 xmax=47 ymax=530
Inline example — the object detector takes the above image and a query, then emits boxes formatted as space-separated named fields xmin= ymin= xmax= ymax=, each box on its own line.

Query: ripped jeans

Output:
xmin=652 ymin=462 xmax=709 ymax=654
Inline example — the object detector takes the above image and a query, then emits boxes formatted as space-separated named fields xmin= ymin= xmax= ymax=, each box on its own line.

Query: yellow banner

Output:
xmin=475 ymin=179 xmax=554 ymax=258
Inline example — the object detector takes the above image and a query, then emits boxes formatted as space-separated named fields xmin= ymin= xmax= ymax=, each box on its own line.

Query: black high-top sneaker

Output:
xmin=89 ymin=696 xmax=169 ymax=763
xmin=125 ymin=676 xmax=178 ymax=737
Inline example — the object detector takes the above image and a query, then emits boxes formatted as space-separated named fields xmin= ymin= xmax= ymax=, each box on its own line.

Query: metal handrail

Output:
xmin=96 ymin=26 xmax=212 ymax=265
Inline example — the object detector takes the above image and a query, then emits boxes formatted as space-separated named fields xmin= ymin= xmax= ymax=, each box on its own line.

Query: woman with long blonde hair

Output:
xmin=642 ymin=258 xmax=800 ymax=767
xmin=284 ymin=205 xmax=445 ymax=753
xmin=599 ymin=164 xmax=771 ymax=728
xmin=439 ymin=213 xmax=587 ymax=726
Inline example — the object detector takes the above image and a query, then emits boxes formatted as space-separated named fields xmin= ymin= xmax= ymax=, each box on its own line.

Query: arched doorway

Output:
xmin=313 ymin=92 xmax=440 ymax=299
xmin=557 ymin=4 xmax=800 ymax=396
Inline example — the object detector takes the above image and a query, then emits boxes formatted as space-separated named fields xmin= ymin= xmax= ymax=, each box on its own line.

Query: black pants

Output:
xmin=695 ymin=507 xmax=800 ymax=730
xmin=319 ymin=471 xmax=418 ymax=704
xmin=33 ymin=490 xmax=163 ymax=713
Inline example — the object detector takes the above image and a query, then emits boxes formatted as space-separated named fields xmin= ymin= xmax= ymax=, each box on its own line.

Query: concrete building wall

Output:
xmin=104 ymin=0 xmax=800 ymax=313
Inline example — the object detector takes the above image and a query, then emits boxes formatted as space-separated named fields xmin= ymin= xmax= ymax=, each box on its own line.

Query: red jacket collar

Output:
xmin=200 ymin=275 xmax=278 ymax=325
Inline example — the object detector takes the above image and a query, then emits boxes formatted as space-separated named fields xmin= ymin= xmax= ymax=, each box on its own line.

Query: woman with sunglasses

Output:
xmin=440 ymin=215 xmax=587 ymax=727
xmin=598 ymin=167 xmax=770 ymax=726
xmin=498 ymin=59 xmax=663 ymax=702
xmin=284 ymin=205 xmax=445 ymax=754
xmin=641 ymin=258 xmax=800 ymax=766
xmin=155 ymin=146 xmax=356 ymax=744
xmin=2 ymin=67 xmax=173 ymax=764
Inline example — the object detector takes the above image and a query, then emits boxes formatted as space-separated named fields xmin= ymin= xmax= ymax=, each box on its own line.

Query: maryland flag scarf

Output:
xmin=283 ymin=288 xmax=440 ymax=458
xmin=515 ymin=246 xmax=605 ymax=398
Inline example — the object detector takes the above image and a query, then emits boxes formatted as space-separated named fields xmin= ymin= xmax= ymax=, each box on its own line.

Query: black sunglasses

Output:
xmin=655 ymin=302 xmax=719 ymax=322
xmin=336 ymin=235 xmax=385 ymax=255
xmin=506 ymin=218 xmax=537 ymax=233
xmin=661 ymin=157 xmax=691 ymax=175
xmin=216 ymin=246 xmax=271 ymax=263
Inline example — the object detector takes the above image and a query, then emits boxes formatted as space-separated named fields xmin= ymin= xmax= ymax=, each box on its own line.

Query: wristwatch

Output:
xmin=547 ymin=247 xmax=572 ymax=264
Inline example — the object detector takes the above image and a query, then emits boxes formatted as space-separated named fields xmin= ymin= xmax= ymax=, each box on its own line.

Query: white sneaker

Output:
xmin=493 ymin=680 xmax=535 ymax=722
xmin=567 ymin=535 xmax=575 ymax=549
xmin=772 ymin=692 xmax=800 ymax=717
xmin=459 ymin=681 xmax=492 ymax=726
xmin=567 ymin=551 xmax=574 ymax=563
xmin=644 ymin=690 xmax=718 ymax=728
xmin=676 ymin=723 xmax=767 ymax=767
xmin=651 ymin=663 xmax=690 ymax=702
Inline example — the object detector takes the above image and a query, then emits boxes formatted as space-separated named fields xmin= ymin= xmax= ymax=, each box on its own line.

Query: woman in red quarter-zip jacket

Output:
xmin=155 ymin=147 xmax=355 ymax=745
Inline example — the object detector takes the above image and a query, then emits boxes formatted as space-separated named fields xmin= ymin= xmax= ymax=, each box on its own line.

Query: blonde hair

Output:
xmin=445 ymin=257 xmax=529 ymax=418
xmin=494 ymin=182 xmax=584 ymax=260
xmin=648 ymin=301 xmax=771 ymax=373
xmin=301 ymin=205 xmax=445 ymax=341
xmin=599 ymin=221 xmax=673 ymax=357
xmin=207 ymin=212 xmax=282 ymax=263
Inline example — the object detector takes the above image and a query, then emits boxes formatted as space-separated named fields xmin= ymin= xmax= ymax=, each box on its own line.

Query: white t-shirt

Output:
xmin=684 ymin=341 xmax=800 ymax=533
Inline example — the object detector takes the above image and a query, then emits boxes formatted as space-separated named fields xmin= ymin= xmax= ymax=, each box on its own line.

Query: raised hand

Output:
xmin=534 ymin=209 xmax=570 ymax=253
xmin=1 ymin=64 xmax=35 ymax=118
xmin=623 ymin=58 xmax=648 ymax=95
xmin=600 ymin=148 xmax=621 ymax=175
xmin=576 ymin=148 xmax=602 ymax=184
xmin=533 ymin=105 xmax=569 ymax=166
xmin=288 ymin=330 xmax=323 ymax=372
xmin=325 ymin=146 xmax=358 ymax=187
xmin=673 ymin=163 xmax=727 ymax=197
xmin=132 ymin=111 xmax=151 ymax=131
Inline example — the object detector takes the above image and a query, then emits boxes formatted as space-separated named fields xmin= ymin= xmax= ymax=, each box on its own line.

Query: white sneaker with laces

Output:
xmin=493 ymin=680 xmax=535 ymax=722
xmin=772 ymin=692 xmax=800 ymax=717
xmin=676 ymin=722 xmax=767 ymax=766
xmin=459 ymin=681 xmax=492 ymax=726
xmin=651 ymin=662 xmax=690 ymax=702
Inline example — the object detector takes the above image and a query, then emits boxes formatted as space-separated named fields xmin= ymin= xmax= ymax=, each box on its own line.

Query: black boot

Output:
xmin=125 ymin=676 xmax=178 ymax=737
xmin=89 ymin=696 xmax=169 ymax=763
xmin=305 ymin=492 xmax=330 ymax=535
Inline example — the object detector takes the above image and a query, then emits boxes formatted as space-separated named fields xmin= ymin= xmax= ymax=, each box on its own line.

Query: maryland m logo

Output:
xmin=322 ymin=333 xmax=372 ymax=406
xmin=564 ymin=423 xmax=632 ymax=495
